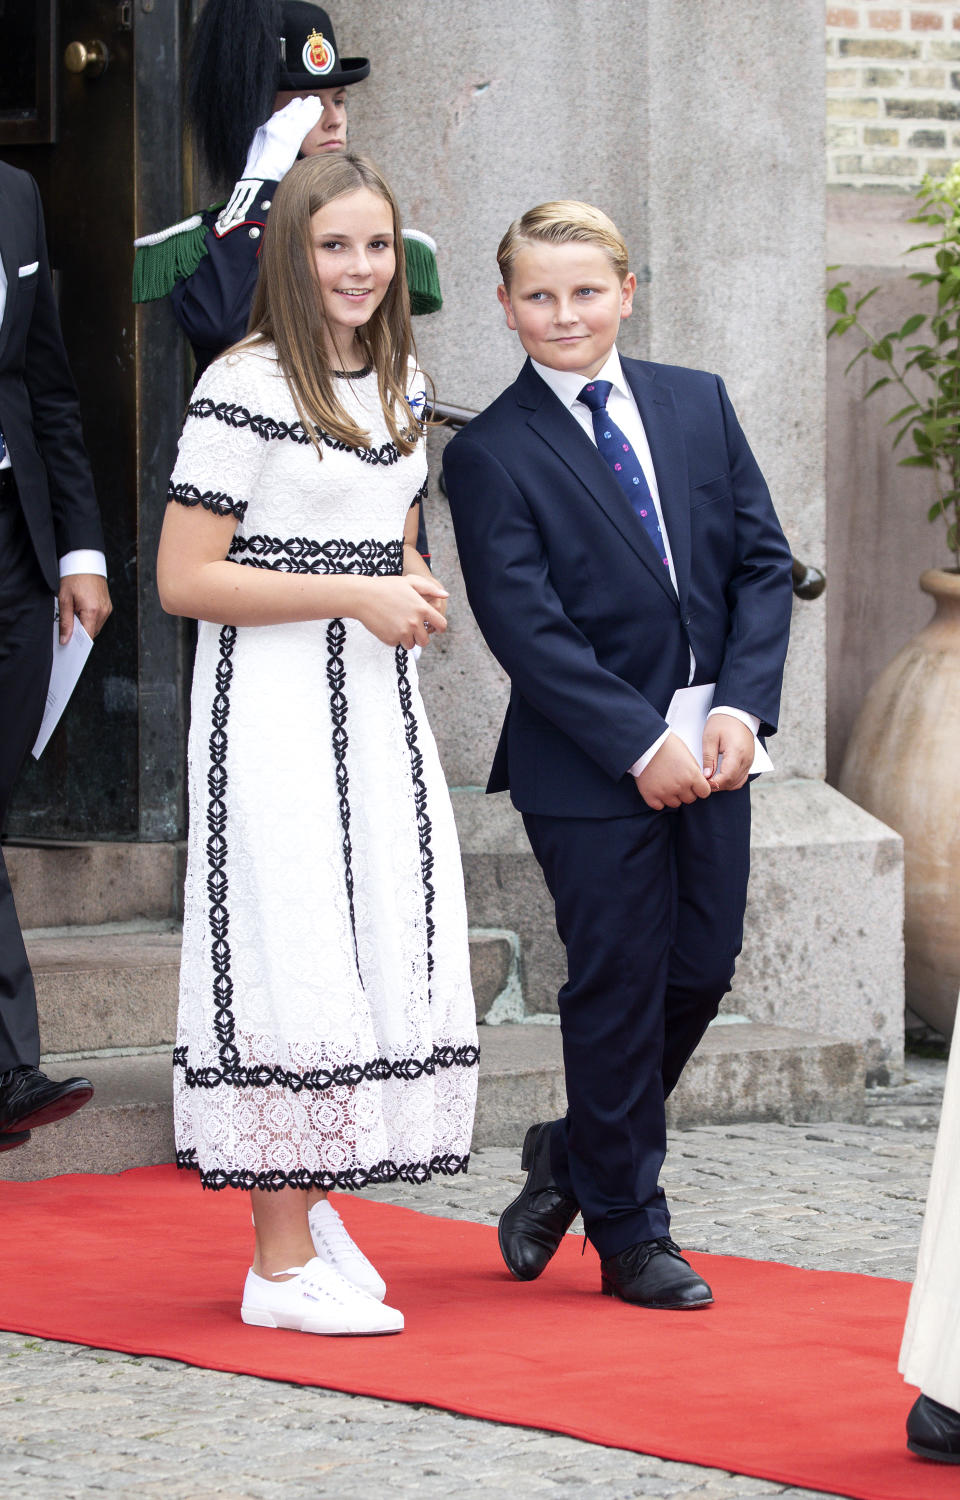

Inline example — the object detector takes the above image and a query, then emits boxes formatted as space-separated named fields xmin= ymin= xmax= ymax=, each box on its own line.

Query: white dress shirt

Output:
xmin=530 ymin=349 xmax=759 ymax=774
xmin=0 ymin=253 xmax=107 ymax=581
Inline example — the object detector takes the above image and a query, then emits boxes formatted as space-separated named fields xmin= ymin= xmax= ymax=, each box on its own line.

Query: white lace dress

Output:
xmin=168 ymin=343 xmax=478 ymax=1192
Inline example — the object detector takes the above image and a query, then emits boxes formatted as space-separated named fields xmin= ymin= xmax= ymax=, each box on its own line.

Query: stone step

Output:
xmin=6 ymin=841 xmax=184 ymax=928
xmin=26 ymin=924 xmax=519 ymax=1055
xmin=0 ymin=1021 xmax=863 ymax=1182
xmin=28 ymin=926 xmax=182 ymax=1053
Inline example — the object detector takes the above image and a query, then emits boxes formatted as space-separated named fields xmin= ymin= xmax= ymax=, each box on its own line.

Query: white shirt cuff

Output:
xmin=59 ymin=549 xmax=107 ymax=580
xmin=708 ymin=706 xmax=761 ymax=737
xmin=629 ymin=728 xmax=671 ymax=778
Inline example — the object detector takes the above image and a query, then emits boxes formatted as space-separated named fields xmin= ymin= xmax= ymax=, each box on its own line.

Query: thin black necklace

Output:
xmin=331 ymin=364 xmax=372 ymax=380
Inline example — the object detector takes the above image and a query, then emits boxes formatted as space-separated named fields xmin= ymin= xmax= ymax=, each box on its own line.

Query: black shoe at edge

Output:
xmin=497 ymin=1121 xmax=580 ymax=1281
xmin=0 ymin=1067 xmax=93 ymax=1135
xmin=907 ymin=1393 xmax=960 ymax=1463
xmin=601 ymin=1237 xmax=714 ymax=1309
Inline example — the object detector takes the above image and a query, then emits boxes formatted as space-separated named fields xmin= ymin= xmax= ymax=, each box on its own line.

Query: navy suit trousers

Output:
xmin=522 ymin=784 xmax=751 ymax=1260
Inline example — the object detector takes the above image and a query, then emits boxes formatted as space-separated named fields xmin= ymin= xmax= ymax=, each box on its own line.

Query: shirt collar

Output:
xmin=530 ymin=347 xmax=630 ymax=411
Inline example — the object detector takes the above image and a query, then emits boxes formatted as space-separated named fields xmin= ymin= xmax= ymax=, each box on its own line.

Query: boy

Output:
xmin=443 ymin=202 xmax=793 ymax=1309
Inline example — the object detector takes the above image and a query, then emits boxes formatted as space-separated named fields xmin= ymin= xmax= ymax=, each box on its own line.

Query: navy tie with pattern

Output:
xmin=578 ymin=379 xmax=675 ymax=591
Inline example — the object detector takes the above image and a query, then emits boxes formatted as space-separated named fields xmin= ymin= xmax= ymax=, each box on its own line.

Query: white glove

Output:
xmin=242 ymin=96 xmax=325 ymax=183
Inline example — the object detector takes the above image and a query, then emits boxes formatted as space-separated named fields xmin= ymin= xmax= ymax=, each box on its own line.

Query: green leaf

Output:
xmin=928 ymin=499 xmax=948 ymax=521
xmin=870 ymin=339 xmax=894 ymax=361
xmin=899 ymin=453 xmax=936 ymax=468
xmin=844 ymin=346 xmax=869 ymax=374
xmin=887 ymin=404 xmax=920 ymax=427
xmin=893 ymin=420 xmax=916 ymax=448
xmin=855 ymin=287 xmax=880 ymax=312
xmin=825 ymin=286 xmax=849 ymax=313
xmin=828 ymin=315 xmax=857 ymax=337
xmin=899 ymin=314 xmax=926 ymax=337
xmin=947 ymin=520 xmax=958 ymax=552
xmin=864 ymin=376 xmax=892 ymax=397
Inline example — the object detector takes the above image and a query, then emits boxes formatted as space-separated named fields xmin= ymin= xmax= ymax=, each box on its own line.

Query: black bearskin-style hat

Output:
xmin=277 ymin=3 xmax=370 ymax=91
xmin=187 ymin=0 xmax=370 ymax=186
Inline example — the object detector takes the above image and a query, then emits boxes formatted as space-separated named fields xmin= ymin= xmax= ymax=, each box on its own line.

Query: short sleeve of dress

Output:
xmin=167 ymin=351 xmax=269 ymax=521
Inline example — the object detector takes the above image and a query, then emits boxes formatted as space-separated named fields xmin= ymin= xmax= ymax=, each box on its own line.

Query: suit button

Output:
xmin=248 ymin=226 xmax=261 ymax=240
xmin=683 ymin=614 xmax=691 ymax=627
xmin=260 ymin=199 xmax=271 ymax=210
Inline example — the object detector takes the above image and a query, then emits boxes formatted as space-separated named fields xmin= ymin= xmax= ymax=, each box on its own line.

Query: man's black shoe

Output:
xmin=601 ymin=1237 xmax=713 ymax=1309
xmin=0 ymin=1067 xmax=93 ymax=1134
xmin=0 ymin=1130 xmax=31 ymax=1152
xmin=498 ymin=1121 xmax=579 ymax=1281
xmin=907 ymin=1394 xmax=960 ymax=1463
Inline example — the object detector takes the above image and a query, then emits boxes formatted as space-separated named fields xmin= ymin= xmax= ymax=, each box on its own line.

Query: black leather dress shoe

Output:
xmin=907 ymin=1393 xmax=960 ymax=1463
xmin=498 ymin=1121 xmax=580 ymax=1281
xmin=601 ymin=1237 xmax=714 ymax=1309
xmin=0 ymin=1129 xmax=31 ymax=1152
xmin=0 ymin=1067 xmax=93 ymax=1134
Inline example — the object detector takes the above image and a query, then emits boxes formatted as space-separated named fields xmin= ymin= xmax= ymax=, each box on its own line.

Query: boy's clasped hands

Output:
xmin=633 ymin=713 xmax=756 ymax=811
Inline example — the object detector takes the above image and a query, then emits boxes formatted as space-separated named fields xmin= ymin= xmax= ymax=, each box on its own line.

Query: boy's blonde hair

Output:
xmin=497 ymin=201 xmax=629 ymax=289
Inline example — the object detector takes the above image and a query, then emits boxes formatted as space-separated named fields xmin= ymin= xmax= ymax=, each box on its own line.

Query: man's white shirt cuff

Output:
xmin=629 ymin=728 xmax=671 ymax=778
xmin=59 ymin=549 xmax=107 ymax=580
xmin=628 ymin=708 xmax=760 ymax=779
xmin=708 ymin=706 xmax=760 ymax=737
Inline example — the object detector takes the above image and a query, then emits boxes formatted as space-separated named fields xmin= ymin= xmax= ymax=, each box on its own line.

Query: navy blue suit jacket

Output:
xmin=443 ymin=354 xmax=794 ymax=819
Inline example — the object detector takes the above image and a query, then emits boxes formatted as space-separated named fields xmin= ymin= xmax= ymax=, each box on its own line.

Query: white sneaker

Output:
xmin=241 ymin=1257 xmax=403 ymax=1336
xmin=309 ymin=1199 xmax=387 ymax=1302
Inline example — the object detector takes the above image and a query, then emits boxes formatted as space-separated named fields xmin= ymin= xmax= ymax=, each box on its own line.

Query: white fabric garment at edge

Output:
xmin=0 ymin=248 xmax=107 ymax=581
xmin=530 ymin=348 xmax=760 ymax=776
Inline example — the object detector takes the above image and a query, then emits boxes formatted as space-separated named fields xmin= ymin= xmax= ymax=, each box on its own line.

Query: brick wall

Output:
xmin=827 ymin=3 xmax=960 ymax=186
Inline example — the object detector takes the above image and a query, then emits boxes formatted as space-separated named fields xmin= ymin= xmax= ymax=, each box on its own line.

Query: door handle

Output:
xmin=64 ymin=40 xmax=109 ymax=76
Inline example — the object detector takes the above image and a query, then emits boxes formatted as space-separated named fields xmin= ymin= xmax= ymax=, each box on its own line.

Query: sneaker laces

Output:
xmin=311 ymin=1203 xmax=371 ymax=1269
xmin=272 ymin=1259 xmax=358 ymax=1306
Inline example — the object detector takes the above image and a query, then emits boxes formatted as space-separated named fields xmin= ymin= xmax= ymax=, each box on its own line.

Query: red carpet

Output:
xmin=0 ymin=1165 xmax=950 ymax=1500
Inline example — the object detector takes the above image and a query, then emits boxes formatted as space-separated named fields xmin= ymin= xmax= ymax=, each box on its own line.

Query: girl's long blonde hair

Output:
xmin=246 ymin=153 xmax=420 ymax=458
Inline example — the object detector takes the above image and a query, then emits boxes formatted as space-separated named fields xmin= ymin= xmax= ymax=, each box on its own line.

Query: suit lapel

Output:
xmin=0 ymin=191 xmax=20 ymax=368
xmin=517 ymin=360 xmax=679 ymax=605
xmin=622 ymin=358 xmax=691 ymax=615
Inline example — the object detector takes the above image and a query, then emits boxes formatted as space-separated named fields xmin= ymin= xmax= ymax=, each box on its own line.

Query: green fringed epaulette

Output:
xmin=404 ymin=230 xmax=442 ymax=316
xmin=132 ymin=213 xmax=214 ymax=303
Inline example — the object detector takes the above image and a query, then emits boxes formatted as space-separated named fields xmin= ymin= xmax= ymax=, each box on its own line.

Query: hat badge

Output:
xmin=302 ymin=27 xmax=336 ymax=76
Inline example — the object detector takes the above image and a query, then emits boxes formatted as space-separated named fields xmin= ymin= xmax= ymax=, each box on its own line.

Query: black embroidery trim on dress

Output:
xmin=396 ymin=646 xmax=435 ymax=990
xmin=228 ymin=534 xmax=402 ymax=575
xmin=327 ymin=617 xmax=362 ymax=983
xmin=409 ymin=477 xmax=428 ymax=511
xmin=173 ymin=1041 xmax=480 ymax=1091
xmin=208 ymin=627 xmax=241 ymax=1073
xmin=168 ymin=481 xmax=247 ymax=520
xmin=187 ymin=396 xmax=416 ymax=467
xmin=176 ymin=1147 xmax=471 ymax=1192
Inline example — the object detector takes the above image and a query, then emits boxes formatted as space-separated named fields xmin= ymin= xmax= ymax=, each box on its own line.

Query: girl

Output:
xmin=157 ymin=153 xmax=478 ymax=1337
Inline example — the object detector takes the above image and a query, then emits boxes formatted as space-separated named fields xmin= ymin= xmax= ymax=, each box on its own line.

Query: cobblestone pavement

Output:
xmin=0 ymin=1058 xmax=945 ymax=1500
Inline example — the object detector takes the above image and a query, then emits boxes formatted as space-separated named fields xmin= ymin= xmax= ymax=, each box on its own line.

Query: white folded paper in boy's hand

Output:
xmin=31 ymin=609 xmax=94 ymax=759
xmin=665 ymin=683 xmax=773 ymax=776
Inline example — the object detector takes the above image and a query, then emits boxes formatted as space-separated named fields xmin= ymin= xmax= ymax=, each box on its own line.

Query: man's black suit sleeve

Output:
xmin=23 ymin=176 xmax=103 ymax=558
xmin=712 ymin=377 xmax=794 ymax=737
xmin=444 ymin=435 xmax=668 ymax=782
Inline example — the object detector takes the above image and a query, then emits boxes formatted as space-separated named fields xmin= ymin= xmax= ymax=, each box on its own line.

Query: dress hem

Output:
xmin=176 ymin=1148 xmax=471 ymax=1193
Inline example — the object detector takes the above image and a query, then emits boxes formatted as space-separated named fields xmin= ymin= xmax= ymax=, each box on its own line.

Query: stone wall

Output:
xmin=828 ymin=2 xmax=960 ymax=187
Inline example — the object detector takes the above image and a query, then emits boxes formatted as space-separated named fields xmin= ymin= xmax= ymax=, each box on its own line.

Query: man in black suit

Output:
xmin=0 ymin=161 xmax=112 ymax=1152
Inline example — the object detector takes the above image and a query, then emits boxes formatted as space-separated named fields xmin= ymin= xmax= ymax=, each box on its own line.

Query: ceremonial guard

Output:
xmin=133 ymin=0 xmax=440 ymax=548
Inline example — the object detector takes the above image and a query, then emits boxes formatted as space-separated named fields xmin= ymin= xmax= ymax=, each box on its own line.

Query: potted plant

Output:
xmin=827 ymin=166 xmax=960 ymax=1037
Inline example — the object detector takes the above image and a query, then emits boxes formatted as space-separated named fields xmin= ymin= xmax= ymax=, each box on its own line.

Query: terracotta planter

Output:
xmin=839 ymin=568 xmax=960 ymax=1037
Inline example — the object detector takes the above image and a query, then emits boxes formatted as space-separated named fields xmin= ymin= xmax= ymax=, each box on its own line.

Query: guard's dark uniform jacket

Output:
xmin=134 ymin=179 xmax=442 ymax=556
